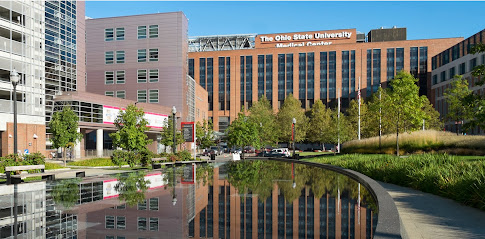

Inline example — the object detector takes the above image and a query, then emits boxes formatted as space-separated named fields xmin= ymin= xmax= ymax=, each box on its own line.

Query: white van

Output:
xmin=272 ymin=148 xmax=290 ymax=157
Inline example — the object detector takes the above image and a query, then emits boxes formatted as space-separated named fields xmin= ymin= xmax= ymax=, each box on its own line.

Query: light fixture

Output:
xmin=172 ymin=106 xmax=176 ymax=114
xmin=8 ymin=134 xmax=12 ymax=138
xmin=10 ymin=69 xmax=19 ymax=84
xmin=33 ymin=134 xmax=38 ymax=139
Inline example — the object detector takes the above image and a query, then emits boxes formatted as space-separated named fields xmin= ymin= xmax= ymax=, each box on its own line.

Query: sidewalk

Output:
xmin=379 ymin=182 xmax=485 ymax=239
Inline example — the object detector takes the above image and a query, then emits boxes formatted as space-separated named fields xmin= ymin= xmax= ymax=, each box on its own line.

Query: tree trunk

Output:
xmin=63 ymin=147 xmax=67 ymax=167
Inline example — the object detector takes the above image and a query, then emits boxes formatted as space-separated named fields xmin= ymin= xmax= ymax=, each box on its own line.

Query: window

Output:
xmin=432 ymin=75 xmax=437 ymax=85
xmin=459 ymin=62 xmax=466 ymax=75
xmin=149 ymin=198 xmax=159 ymax=211
xmin=105 ymin=91 xmax=114 ymax=97
xmin=105 ymin=71 xmax=114 ymax=85
xmin=105 ymin=28 xmax=114 ymax=41
xmin=138 ymin=49 xmax=147 ymax=62
xmin=116 ymin=204 xmax=126 ymax=209
xmin=149 ymin=89 xmax=159 ymax=103
xmin=137 ymin=90 xmax=147 ymax=103
xmin=149 ymin=25 xmax=158 ymax=38
xmin=105 ymin=51 xmax=114 ymax=64
xmin=149 ymin=49 xmax=158 ymax=62
xmin=149 ymin=69 xmax=158 ymax=82
xmin=116 ymin=91 xmax=125 ymax=99
xmin=449 ymin=67 xmax=456 ymax=79
xmin=116 ymin=51 xmax=125 ymax=63
xmin=137 ymin=69 xmax=147 ymax=83
xmin=149 ymin=218 xmax=158 ymax=231
xmin=105 ymin=216 xmax=115 ymax=229
xmin=138 ymin=217 xmax=147 ymax=231
xmin=116 ymin=27 xmax=125 ymax=40
xmin=117 ymin=216 xmax=126 ymax=229
xmin=138 ymin=200 xmax=147 ymax=210
xmin=440 ymin=71 xmax=446 ymax=83
xmin=116 ymin=71 xmax=125 ymax=84
xmin=138 ymin=26 xmax=147 ymax=39
xmin=470 ymin=58 xmax=477 ymax=71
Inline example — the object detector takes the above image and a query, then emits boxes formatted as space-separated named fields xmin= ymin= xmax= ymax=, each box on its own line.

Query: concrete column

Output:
xmin=96 ymin=129 xmax=103 ymax=157
xmin=74 ymin=127 xmax=81 ymax=159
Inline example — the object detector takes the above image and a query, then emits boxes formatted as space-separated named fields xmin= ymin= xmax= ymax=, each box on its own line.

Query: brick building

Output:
xmin=188 ymin=28 xmax=462 ymax=132
xmin=431 ymin=29 xmax=485 ymax=134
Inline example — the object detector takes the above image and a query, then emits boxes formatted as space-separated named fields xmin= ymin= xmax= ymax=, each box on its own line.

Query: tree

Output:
xmin=159 ymin=115 xmax=184 ymax=151
xmin=460 ymin=43 xmax=485 ymax=131
xmin=275 ymin=94 xmax=308 ymax=145
xmin=49 ymin=106 xmax=83 ymax=166
xmin=326 ymin=108 xmax=353 ymax=146
xmin=196 ymin=119 xmax=215 ymax=150
xmin=226 ymin=111 xmax=261 ymax=159
xmin=115 ymin=171 xmax=149 ymax=206
xmin=109 ymin=104 xmax=152 ymax=152
xmin=421 ymin=98 xmax=443 ymax=131
xmin=444 ymin=75 xmax=472 ymax=134
xmin=387 ymin=71 xmax=426 ymax=156
xmin=307 ymin=100 xmax=332 ymax=148
xmin=248 ymin=97 xmax=277 ymax=147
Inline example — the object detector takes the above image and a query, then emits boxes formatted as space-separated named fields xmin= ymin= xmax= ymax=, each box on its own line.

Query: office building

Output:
xmin=188 ymin=28 xmax=462 ymax=131
xmin=431 ymin=29 xmax=485 ymax=134
xmin=0 ymin=1 xmax=46 ymax=156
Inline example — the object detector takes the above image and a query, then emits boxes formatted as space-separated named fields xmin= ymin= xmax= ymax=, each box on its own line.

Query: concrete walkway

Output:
xmin=379 ymin=182 xmax=485 ymax=239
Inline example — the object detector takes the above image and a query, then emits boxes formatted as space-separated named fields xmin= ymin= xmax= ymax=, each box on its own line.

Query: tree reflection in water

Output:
xmin=115 ymin=171 xmax=149 ymax=206
xmin=226 ymin=160 xmax=377 ymax=212
xmin=51 ymin=178 xmax=82 ymax=209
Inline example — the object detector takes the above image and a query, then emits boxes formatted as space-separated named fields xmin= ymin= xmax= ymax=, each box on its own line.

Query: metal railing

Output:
xmin=83 ymin=149 xmax=115 ymax=158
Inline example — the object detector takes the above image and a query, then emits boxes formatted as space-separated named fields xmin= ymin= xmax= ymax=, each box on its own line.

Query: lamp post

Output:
xmin=10 ymin=69 xmax=19 ymax=156
xmin=172 ymin=166 xmax=177 ymax=206
xmin=292 ymin=118 xmax=296 ymax=158
xmin=172 ymin=106 xmax=177 ymax=154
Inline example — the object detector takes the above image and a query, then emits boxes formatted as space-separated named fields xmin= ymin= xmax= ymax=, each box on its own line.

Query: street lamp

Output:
xmin=172 ymin=166 xmax=177 ymax=206
xmin=292 ymin=118 xmax=296 ymax=158
xmin=10 ymin=69 xmax=19 ymax=156
xmin=172 ymin=106 xmax=177 ymax=154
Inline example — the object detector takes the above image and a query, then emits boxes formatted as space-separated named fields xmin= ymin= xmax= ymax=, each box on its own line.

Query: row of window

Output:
xmin=105 ymin=49 xmax=158 ymax=64
xmin=105 ymin=89 xmax=159 ymax=103
xmin=105 ymin=69 xmax=159 ymax=84
xmin=433 ymin=56 xmax=483 ymax=85
xmin=105 ymin=25 xmax=158 ymax=41
xmin=105 ymin=216 xmax=159 ymax=231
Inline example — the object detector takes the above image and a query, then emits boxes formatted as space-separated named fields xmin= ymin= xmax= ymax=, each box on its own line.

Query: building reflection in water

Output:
xmin=0 ymin=161 xmax=377 ymax=239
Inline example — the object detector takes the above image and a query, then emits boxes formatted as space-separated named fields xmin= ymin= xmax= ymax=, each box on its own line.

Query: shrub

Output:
xmin=111 ymin=150 xmax=127 ymax=167
xmin=24 ymin=152 xmax=45 ymax=165
xmin=139 ymin=150 xmax=156 ymax=167
xmin=0 ymin=153 xmax=46 ymax=173
xmin=177 ymin=150 xmax=193 ymax=161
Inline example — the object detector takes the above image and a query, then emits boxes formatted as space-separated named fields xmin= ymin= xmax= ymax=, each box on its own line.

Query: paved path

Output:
xmin=379 ymin=182 xmax=485 ymax=239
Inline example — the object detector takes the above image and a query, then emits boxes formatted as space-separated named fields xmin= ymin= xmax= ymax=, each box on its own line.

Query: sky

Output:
xmin=85 ymin=1 xmax=485 ymax=40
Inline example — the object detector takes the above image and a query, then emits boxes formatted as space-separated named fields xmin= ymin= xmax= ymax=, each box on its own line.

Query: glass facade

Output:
xmin=45 ymin=0 xmax=78 ymax=123
xmin=188 ymin=58 xmax=194 ymax=79
xmin=278 ymin=54 xmax=285 ymax=102
xmin=240 ymin=56 xmax=253 ymax=109
xmin=410 ymin=47 xmax=418 ymax=77
xmin=320 ymin=52 xmax=328 ymax=100
xmin=286 ymin=54 xmax=294 ymax=98
xmin=387 ymin=48 xmax=395 ymax=81
xmin=207 ymin=58 xmax=214 ymax=111
xmin=265 ymin=55 xmax=273 ymax=103
xmin=299 ymin=53 xmax=306 ymax=107
xmin=328 ymin=51 xmax=336 ymax=99
xmin=342 ymin=51 xmax=350 ymax=98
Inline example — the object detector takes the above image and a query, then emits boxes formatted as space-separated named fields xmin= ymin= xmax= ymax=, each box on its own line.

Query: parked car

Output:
xmin=272 ymin=148 xmax=290 ymax=157
xmin=257 ymin=151 xmax=285 ymax=157
xmin=210 ymin=146 xmax=222 ymax=155
xmin=231 ymin=148 xmax=242 ymax=154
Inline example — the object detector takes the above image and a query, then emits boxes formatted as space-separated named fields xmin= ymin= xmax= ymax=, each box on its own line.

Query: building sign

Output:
xmin=255 ymin=29 xmax=356 ymax=49
xmin=181 ymin=122 xmax=195 ymax=142
xmin=103 ymin=172 xmax=167 ymax=199
xmin=103 ymin=105 xmax=168 ymax=128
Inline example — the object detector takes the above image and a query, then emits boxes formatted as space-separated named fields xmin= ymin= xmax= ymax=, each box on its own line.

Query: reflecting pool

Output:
xmin=0 ymin=160 xmax=378 ymax=238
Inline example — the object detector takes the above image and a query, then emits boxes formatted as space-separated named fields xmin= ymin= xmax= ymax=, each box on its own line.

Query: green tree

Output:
xmin=276 ymin=94 xmax=308 ymax=145
xmin=196 ymin=119 xmax=215 ymax=150
xmin=51 ymin=178 xmax=81 ymax=209
xmin=444 ymin=75 xmax=472 ymax=134
xmin=421 ymin=98 xmax=443 ymax=131
xmin=226 ymin=111 xmax=261 ymax=159
xmin=248 ymin=97 xmax=277 ymax=147
xmin=159 ymin=116 xmax=184 ymax=151
xmin=49 ymin=106 xmax=83 ymax=166
xmin=326 ymin=108 xmax=353 ymax=146
xmin=461 ymin=43 xmax=485 ymax=131
xmin=110 ymin=105 xmax=152 ymax=152
xmin=307 ymin=100 xmax=332 ymax=148
xmin=387 ymin=71 xmax=426 ymax=156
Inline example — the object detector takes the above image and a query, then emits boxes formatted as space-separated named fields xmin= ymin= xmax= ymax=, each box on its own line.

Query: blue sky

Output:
xmin=86 ymin=1 xmax=485 ymax=40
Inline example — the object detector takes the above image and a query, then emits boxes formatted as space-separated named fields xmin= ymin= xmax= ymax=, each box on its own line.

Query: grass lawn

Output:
xmin=45 ymin=162 xmax=65 ymax=170
xmin=305 ymin=153 xmax=485 ymax=211
xmin=297 ymin=152 xmax=333 ymax=156
xmin=68 ymin=158 xmax=116 ymax=167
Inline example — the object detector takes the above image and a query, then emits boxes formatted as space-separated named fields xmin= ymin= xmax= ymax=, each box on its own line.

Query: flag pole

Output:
xmin=337 ymin=92 xmax=340 ymax=154
xmin=358 ymin=77 xmax=361 ymax=140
